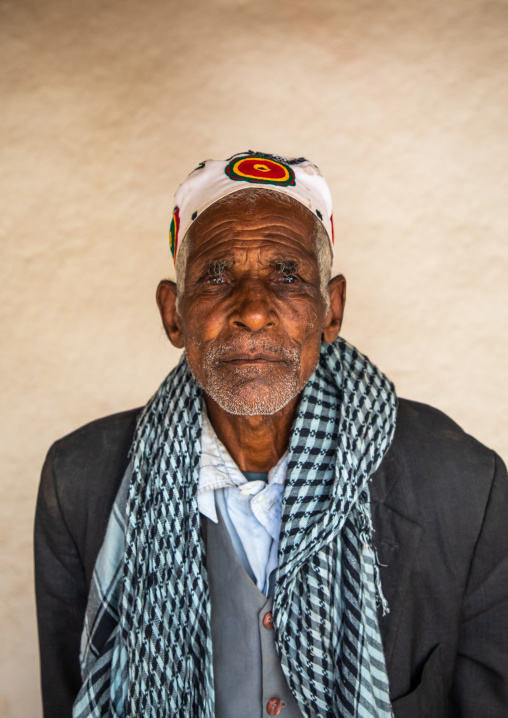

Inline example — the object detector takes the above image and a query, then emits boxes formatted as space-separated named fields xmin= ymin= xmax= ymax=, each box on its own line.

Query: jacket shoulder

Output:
xmin=46 ymin=408 xmax=142 ymax=497
xmin=395 ymin=398 xmax=495 ymax=459
xmin=49 ymin=408 xmax=142 ymax=462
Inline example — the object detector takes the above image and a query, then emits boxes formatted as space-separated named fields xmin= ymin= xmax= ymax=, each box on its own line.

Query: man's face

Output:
xmin=165 ymin=193 xmax=340 ymax=416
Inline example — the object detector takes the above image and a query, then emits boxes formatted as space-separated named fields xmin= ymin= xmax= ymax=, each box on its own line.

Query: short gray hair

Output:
xmin=175 ymin=188 xmax=332 ymax=309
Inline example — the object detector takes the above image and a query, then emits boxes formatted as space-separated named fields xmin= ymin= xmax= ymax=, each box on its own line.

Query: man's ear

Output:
xmin=156 ymin=280 xmax=185 ymax=348
xmin=322 ymin=274 xmax=346 ymax=343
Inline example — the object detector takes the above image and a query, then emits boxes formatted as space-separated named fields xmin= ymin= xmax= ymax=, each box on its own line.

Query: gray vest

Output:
xmin=205 ymin=510 xmax=304 ymax=718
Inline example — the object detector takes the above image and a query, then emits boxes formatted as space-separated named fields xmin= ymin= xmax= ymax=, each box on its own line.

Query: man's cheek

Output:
xmin=183 ymin=317 xmax=219 ymax=346
xmin=286 ymin=306 xmax=323 ymax=340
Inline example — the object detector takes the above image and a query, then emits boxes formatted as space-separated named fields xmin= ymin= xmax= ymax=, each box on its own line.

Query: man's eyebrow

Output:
xmin=205 ymin=260 xmax=230 ymax=277
xmin=270 ymin=259 xmax=300 ymax=275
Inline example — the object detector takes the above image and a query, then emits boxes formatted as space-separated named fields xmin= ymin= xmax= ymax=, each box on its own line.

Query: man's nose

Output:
xmin=230 ymin=281 xmax=276 ymax=331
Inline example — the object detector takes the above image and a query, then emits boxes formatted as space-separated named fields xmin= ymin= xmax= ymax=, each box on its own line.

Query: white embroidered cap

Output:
xmin=169 ymin=151 xmax=334 ymax=262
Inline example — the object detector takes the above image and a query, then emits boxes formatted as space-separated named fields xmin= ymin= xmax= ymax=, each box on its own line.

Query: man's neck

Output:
xmin=204 ymin=394 xmax=300 ymax=472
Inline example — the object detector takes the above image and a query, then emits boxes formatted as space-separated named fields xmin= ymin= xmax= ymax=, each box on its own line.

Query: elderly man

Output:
xmin=35 ymin=152 xmax=508 ymax=718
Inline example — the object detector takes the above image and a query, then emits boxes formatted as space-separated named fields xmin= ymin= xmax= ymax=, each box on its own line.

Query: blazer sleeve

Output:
xmin=451 ymin=452 xmax=508 ymax=716
xmin=34 ymin=444 xmax=87 ymax=718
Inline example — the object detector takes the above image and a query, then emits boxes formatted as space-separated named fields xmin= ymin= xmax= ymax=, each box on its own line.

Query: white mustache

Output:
xmin=206 ymin=337 xmax=300 ymax=364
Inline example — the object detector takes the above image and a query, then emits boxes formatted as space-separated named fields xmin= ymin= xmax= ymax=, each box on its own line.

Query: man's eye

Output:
xmin=208 ymin=275 xmax=226 ymax=285
xmin=281 ymin=275 xmax=298 ymax=284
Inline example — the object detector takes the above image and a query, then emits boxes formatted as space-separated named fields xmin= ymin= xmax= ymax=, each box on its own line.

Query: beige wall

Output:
xmin=2 ymin=0 xmax=508 ymax=715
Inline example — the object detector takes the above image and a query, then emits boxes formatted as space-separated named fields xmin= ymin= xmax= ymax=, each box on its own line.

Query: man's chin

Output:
xmin=204 ymin=379 xmax=301 ymax=416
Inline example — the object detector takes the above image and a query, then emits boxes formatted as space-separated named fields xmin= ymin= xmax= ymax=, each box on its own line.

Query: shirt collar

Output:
xmin=198 ymin=407 xmax=288 ymax=522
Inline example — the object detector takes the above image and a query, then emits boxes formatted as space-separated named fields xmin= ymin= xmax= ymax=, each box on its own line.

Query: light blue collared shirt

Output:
xmin=198 ymin=410 xmax=287 ymax=596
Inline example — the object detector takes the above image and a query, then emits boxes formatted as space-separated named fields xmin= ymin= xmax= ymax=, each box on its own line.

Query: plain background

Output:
xmin=1 ymin=0 xmax=507 ymax=715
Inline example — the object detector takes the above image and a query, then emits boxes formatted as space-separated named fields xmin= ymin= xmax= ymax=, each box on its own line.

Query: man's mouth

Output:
xmin=220 ymin=353 xmax=285 ymax=365
xmin=204 ymin=338 xmax=301 ymax=373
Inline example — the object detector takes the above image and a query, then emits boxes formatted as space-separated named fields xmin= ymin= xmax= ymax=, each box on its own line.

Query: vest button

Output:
xmin=266 ymin=697 xmax=282 ymax=715
xmin=262 ymin=611 xmax=274 ymax=630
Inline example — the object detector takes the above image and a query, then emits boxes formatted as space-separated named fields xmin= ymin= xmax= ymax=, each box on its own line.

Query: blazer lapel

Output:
xmin=369 ymin=448 xmax=423 ymax=669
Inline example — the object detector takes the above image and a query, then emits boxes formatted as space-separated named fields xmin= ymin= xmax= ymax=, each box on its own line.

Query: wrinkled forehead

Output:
xmin=183 ymin=189 xmax=322 ymax=266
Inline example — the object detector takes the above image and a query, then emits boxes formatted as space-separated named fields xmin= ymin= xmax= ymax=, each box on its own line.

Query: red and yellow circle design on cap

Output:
xmin=225 ymin=155 xmax=295 ymax=186
xmin=169 ymin=206 xmax=180 ymax=261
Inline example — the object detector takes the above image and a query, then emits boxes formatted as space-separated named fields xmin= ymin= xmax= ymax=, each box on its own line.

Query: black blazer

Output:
xmin=34 ymin=399 xmax=508 ymax=717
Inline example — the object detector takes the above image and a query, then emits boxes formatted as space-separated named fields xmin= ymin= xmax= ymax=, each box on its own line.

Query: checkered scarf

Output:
xmin=73 ymin=338 xmax=397 ymax=718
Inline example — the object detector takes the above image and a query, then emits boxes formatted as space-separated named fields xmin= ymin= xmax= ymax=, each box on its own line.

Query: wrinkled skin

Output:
xmin=157 ymin=193 xmax=346 ymax=471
